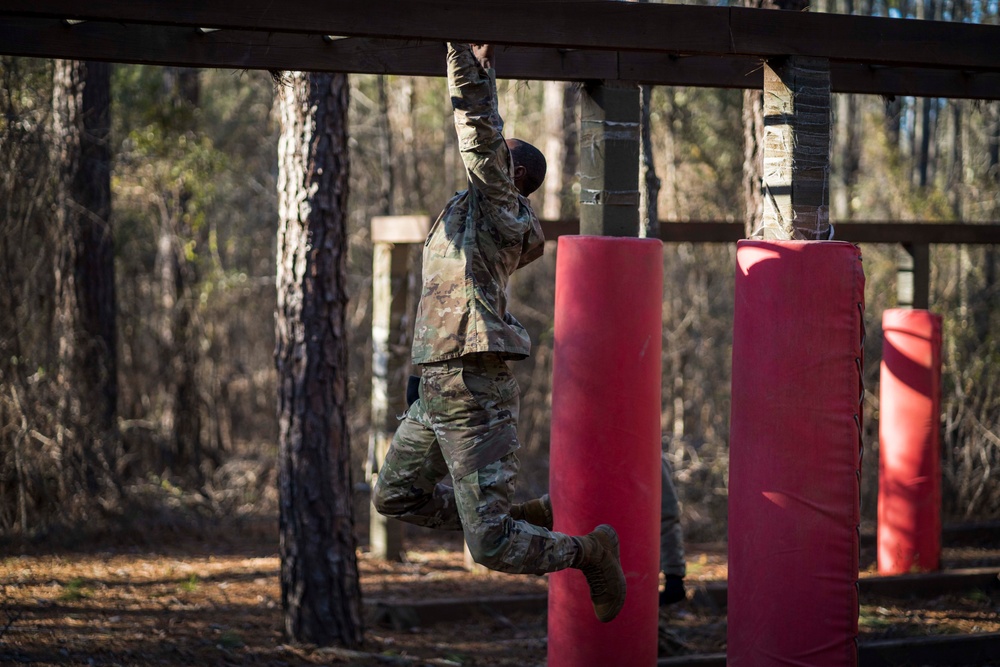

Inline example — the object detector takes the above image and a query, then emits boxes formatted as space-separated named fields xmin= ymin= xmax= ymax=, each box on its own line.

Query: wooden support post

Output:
xmin=898 ymin=243 xmax=931 ymax=310
xmin=757 ymin=56 xmax=833 ymax=240
xmin=579 ymin=80 xmax=641 ymax=237
xmin=369 ymin=215 xmax=429 ymax=561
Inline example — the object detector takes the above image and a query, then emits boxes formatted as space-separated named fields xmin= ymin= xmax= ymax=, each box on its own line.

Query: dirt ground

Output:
xmin=2 ymin=523 xmax=999 ymax=667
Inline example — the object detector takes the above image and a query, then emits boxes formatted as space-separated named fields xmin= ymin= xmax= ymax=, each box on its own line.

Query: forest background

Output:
xmin=1 ymin=0 xmax=999 ymax=549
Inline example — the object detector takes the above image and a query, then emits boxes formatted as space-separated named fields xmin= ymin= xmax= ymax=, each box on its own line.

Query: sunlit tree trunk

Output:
xmin=661 ymin=88 xmax=679 ymax=222
xmin=376 ymin=75 xmax=395 ymax=217
xmin=832 ymin=0 xmax=862 ymax=221
xmin=52 ymin=59 xmax=118 ymax=501
xmin=542 ymin=80 xmax=566 ymax=221
xmin=989 ymin=103 xmax=1000 ymax=182
xmin=915 ymin=98 xmax=936 ymax=188
xmin=913 ymin=0 xmax=939 ymax=188
xmin=883 ymin=0 xmax=907 ymax=150
xmin=275 ymin=71 xmax=363 ymax=647
xmin=985 ymin=97 xmax=999 ymax=325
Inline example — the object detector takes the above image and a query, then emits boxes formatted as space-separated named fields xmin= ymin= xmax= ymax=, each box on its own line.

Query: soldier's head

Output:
xmin=507 ymin=139 xmax=546 ymax=197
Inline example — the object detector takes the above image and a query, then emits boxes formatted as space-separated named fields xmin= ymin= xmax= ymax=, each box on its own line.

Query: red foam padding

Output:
xmin=878 ymin=309 xmax=942 ymax=575
xmin=728 ymin=240 xmax=865 ymax=667
xmin=548 ymin=236 xmax=663 ymax=667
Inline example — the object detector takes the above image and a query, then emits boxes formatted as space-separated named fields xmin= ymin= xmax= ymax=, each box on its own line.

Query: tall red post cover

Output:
xmin=728 ymin=240 xmax=865 ymax=667
xmin=878 ymin=308 xmax=942 ymax=575
xmin=548 ymin=236 xmax=663 ymax=667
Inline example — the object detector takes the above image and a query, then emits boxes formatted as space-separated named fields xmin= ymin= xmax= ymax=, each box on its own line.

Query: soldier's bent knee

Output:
xmin=371 ymin=479 xmax=398 ymax=516
xmin=464 ymin=521 xmax=511 ymax=571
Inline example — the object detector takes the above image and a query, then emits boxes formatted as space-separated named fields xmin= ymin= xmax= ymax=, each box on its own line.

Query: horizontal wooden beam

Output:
xmin=3 ymin=1 xmax=1000 ymax=72
xmin=690 ymin=566 xmax=1000 ymax=609
xmin=659 ymin=635 xmax=1000 ymax=667
xmin=3 ymin=18 xmax=1000 ymax=100
xmin=859 ymin=633 xmax=1000 ymax=667
xmin=541 ymin=220 xmax=1000 ymax=245
xmin=0 ymin=19 xmax=624 ymax=79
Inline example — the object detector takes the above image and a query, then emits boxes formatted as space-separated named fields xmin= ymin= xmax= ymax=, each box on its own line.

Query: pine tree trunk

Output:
xmin=173 ymin=69 xmax=203 ymax=474
xmin=661 ymin=88 xmax=678 ymax=222
xmin=275 ymin=71 xmax=363 ymax=647
xmin=376 ymin=75 xmax=395 ymax=217
xmin=52 ymin=59 xmax=118 ymax=501
xmin=832 ymin=0 xmax=861 ymax=221
xmin=989 ymin=103 xmax=1000 ymax=180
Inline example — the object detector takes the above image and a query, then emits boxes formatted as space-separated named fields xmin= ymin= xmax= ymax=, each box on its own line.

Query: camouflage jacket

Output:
xmin=411 ymin=43 xmax=545 ymax=365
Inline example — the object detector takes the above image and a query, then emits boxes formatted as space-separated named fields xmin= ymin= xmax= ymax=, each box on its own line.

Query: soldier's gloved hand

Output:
xmin=470 ymin=43 xmax=495 ymax=71
xmin=406 ymin=375 xmax=421 ymax=408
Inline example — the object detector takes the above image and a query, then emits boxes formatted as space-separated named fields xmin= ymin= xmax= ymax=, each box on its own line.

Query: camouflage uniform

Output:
xmin=661 ymin=453 xmax=686 ymax=577
xmin=373 ymin=43 xmax=576 ymax=574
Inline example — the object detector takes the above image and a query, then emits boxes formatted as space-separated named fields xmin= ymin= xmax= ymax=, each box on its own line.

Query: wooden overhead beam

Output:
xmin=3 ymin=0 xmax=1000 ymax=71
xmin=3 ymin=18 xmax=1000 ymax=100
xmin=541 ymin=220 xmax=1000 ymax=245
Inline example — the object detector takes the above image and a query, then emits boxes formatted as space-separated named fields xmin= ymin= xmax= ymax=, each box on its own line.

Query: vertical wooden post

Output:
xmin=757 ymin=57 xmax=833 ymax=241
xmin=370 ymin=215 xmax=429 ymax=561
xmin=579 ymin=80 xmax=641 ymax=237
xmin=898 ymin=243 xmax=930 ymax=310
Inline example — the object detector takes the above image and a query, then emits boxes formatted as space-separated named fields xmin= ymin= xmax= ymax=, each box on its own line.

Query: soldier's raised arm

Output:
xmin=447 ymin=42 xmax=525 ymax=243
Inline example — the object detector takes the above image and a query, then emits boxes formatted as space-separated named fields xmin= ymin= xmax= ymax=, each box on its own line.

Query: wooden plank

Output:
xmin=366 ymin=594 xmax=548 ymax=628
xmin=658 ymin=655 xmax=727 ymax=667
xmin=371 ymin=215 xmax=431 ymax=244
xmin=0 ymin=18 xmax=619 ymax=80
xmin=658 ymin=635 xmax=1000 ymax=667
xmin=862 ymin=520 xmax=1000 ymax=546
xmin=860 ymin=566 xmax=1000 ymax=599
xmin=687 ymin=567 xmax=1000 ymax=610
xmin=368 ymin=592 xmax=1000 ymax=667
xmin=829 ymin=62 xmax=1000 ymax=100
xmin=539 ymin=220 xmax=1000 ymax=245
xmin=3 ymin=18 xmax=1000 ymax=100
xmin=3 ymin=1 xmax=1000 ymax=71
xmin=729 ymin=5 xmax=998 ymax=71
xmin=837 ymin=222 xmax=1000 ymax=245
xmin=860 ymin=632 xmax=1000 ymax=666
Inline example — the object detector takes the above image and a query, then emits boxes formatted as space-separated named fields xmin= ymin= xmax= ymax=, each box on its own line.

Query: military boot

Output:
xmin=574 ymin=524 xmax=626 ymax=623
xmin=660 ymin=574 xmax=686 ymax=606
xmin=510 ymin=494 xmax=553 ymax=530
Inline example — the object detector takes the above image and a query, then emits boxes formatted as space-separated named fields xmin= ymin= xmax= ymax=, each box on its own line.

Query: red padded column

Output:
xmin=878 ymin=309 xmax=942 ymax=575
xmin=729 ymin=240 xmax=865 ymax=667
xmin=548 ymin=236 xmax=663 ymax=667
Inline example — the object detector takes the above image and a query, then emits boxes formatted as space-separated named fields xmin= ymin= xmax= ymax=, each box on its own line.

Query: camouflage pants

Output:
xmin=661 ymin=453 xmax=686 ymax=576
xmin=373 ymin=353 xmax=579 ymax=575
